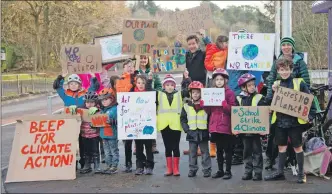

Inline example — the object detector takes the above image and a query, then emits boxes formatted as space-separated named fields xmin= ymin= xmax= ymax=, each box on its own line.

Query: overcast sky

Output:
xmin=126 ymin=1 xmax=268 ymax=12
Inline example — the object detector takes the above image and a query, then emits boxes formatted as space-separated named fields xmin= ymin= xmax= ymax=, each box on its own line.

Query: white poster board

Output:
xmin=227 ymin=32 xmax=275 ymax=71
xmin=117 ymin=91 xmax=157 ymax=140
xmin=94 ymin=34 xmax=131 ymax=63
xmin=302 ymin=52 xmax=308 ymax=64
xmin=201 ymin=88 xmax=225 ymax=106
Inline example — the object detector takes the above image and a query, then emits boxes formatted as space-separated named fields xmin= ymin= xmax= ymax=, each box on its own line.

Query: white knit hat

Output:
xmin=162 ymin=74 xmax=176 ymax=86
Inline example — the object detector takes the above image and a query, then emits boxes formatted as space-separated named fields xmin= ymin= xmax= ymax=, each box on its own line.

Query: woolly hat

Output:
xmin=162 ymin=74 xmax=176 ymax=86
xmin=280 ymin=36 xmax=295 ymax=51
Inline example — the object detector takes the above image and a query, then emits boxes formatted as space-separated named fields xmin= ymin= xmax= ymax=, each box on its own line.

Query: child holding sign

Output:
xmin=236 ymin=73 xmax=266 ymax=181
xmin=131 ymin=74 xmax=154 ymax=175
xmin=156 ymin=74 xmax=183 ymax=176
xmin=78 ymin=91 xmax=101 ymax=174
xmin=181 ymin=81 xmax=212 ymax=178
xmin=98 ymin=88 xmax=119 ymax=174
xmin=264 ymin=58 xmax=315 ymax=184
xmin=200 ymin=68 xmax=236 ymax=180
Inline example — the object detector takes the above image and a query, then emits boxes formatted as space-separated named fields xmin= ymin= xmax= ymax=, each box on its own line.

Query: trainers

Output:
xmin=123 ymin=165 xmax=132 ymax=173
xmin=212 ymin=170 xmax=224 ymax=178
xmin=188 ymin=171 xmax=197 ymax=177
xmin=135 ymin=168 xmax=144 ymax=175
xmin=102 ymin=167 xmax=112 ymax=174
xmin=242 ymin=173 xmax=253 ymax=180
xmin=203 ymin=171 xmax=211 ymax=178
xmin=297 ymin=174 xmax=306 ymax=184
xmin=94 ymin=168 xmax=102 ymax=174
xmin=223 ymin=171 xmax=232 ymax=180
xmin=264 ymin=172 xmax=286 ymax=181
xmin=145 ymin=168 xmax=153 ymax=175
xmin=109 ymin=167 xmax=118 ymax=174
xmin=253 ymin=173 xmax=262 ymax=181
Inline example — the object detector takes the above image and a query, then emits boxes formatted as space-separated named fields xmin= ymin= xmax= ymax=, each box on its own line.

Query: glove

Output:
xmin=200 ymin=100 xmax=204 ymax=107
xmin=88 ymin=107 xmax=98 ymax=115
xmin=53 ymin=75 xmax=64 ymax=90
xmin=222 ymin=100 xmax=228 ymax=107
xmin=69 ymin=105 xmax=77 ymax=115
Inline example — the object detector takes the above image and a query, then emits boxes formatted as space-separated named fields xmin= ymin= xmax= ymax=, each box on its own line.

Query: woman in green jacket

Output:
xmin=138 ymin=55 xmax=162 ymax=91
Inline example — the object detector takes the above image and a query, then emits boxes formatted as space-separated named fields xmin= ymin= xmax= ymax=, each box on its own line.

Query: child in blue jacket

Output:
xmin=98 ymin=88 xmax=119 ymax=174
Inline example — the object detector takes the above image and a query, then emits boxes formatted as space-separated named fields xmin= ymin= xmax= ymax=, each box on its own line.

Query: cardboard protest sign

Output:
xmin=94 ymin=34 xmax=131 ymax=64
xmin=60 ymin=44 xmax=102 ymax=74
xmin=117 ymin=91 xmax=157 ymax=140
xmin=63 ymin=107 xmax=108 ymax=127
xmin=231 ymin=106 xmax=270 ymax=134
xmin=270 ymin=86 xmax=314 ymax=120
xmin=5 ymin=115 xmax=81 ymax=183
xmin=227 ymin=33 xmax=275 ymax=71
xmin=173 ymin=3 xmax=214 ymax=35
xmin=152 ymin=47 xmax=186 ymax=72
xmin=201 ymin=88 xmax=225 ymax=106
xmin=122 ymin=19 xmax=158 ymax=55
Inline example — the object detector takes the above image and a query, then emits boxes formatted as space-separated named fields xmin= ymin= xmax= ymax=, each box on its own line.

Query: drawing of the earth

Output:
xmin=106 ymin=39 xmax=121 ymax=55
xmin=134 ymin=29 xmax=145 ymax=41
xmin=242 ymin=44 xmax=258 ymax=60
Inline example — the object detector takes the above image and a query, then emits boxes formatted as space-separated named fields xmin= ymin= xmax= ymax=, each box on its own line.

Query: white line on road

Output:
xmin=1 ymin=108 xmax=63 ymax=127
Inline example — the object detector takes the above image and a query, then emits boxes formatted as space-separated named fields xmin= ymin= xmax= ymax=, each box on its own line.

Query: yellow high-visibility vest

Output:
xmin=271 ymin=78 xmax=307 ymax=124
xmin=157 ymin=92 xmax=182 ymax=131
xmin=237 ymin=94 xmax=263 ymax=106
xmin=183 ymin=103 xmax=208 ymax=130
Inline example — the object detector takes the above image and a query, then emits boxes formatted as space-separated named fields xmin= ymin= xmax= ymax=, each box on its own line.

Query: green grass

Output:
xmin=1 ymin=73 xmax=56 ymax=81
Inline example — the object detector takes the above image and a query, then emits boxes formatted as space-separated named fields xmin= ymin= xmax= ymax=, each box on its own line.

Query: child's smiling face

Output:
xmin=85 ymin=101 xmax=96 ymax=108
xmin=136 ymin=78 xmax=146 ymax=91
xmin=101 ymin=97 xmax=113 ymax=107
xmin=68 ymin=81 xmax=80 ymax=92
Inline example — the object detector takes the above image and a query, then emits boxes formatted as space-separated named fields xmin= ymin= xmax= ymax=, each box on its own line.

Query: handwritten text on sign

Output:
xmin=201 ymin=88 xmax=225 ymax=106
xmin=117 ymin=92 xmax=157 ymax=140
xmin=60 ymin=44 xmax=102 ymax=74
xmin=5 ymin=115 xmax=81 ymax=183
xmin=227 ymin=33 xmax=275 ymax=71
xmin=63 ymin=107 xmax=108 ymax=127
xmin=231 ymin=106 xmax=270 ymax=134
xmin=270 ymin=86 xmax=314 ymax=120
xmin=122 ymin=19 xmax=158 ymax=55
xmin=152 ymin=47 xmax=186 ymax=72
xmin=174 ymin=3 xmax=214 ymax=35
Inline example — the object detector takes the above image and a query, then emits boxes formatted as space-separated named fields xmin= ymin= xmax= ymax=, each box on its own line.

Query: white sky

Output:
xmin=126 ymin=1 xmax=268 ymax=12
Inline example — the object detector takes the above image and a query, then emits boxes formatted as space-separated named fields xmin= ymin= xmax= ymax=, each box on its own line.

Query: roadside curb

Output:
xmin=1 ymin=92 xmax=57 ymax=106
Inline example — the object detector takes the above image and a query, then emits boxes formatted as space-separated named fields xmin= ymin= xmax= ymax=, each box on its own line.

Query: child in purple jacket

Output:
xmin=200 ymin=68 xmax=236 ymax=180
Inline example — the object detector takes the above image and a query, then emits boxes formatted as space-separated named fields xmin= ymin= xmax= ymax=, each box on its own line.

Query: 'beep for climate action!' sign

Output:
xmin=122 ymin=19 xmax=158 ymax=55
xmin=201 ymin=88 xmax=225 ymax=106
xmin=117 ymin=92 xmax=157 ymax=140
xmin=270 ymin=86 xmax=314 ymax=120
xmin=231 ymin=106 xmax=270 ymax=134
xmin=227 ymin=33 xmax=275 ymax=71
xmin=5 ymin=115 xmax=81 ymax=183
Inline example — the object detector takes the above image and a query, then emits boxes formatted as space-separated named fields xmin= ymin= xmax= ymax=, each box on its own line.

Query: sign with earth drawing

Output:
xmin=227 ymin=32 xmax=275 ymax=71
xmin=94 ymin=34 xmax=131 ymax=64
xmin=122 ymin=19 xmax=158 ymax=55
xmin=152 ymin=47 xmax=186 ymax=72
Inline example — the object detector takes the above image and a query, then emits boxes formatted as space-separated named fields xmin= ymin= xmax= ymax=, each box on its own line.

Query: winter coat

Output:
xmin=138 ymin=68 xmax=162 ymax=91
xmin=80 ymin=121 xmax=99 ymax=139
xmin=204 ymin=86 xmax=236 ymax=135
xmin=266 ymin=52 xmax=310 ymax=100
xmin=180 ymin=101 xmax=210 ymax=143
xmin=181 ymin=77 xmax=192 ymax=101
xmin=204 ymin=44 xmax=228 ymax=71
xmin=271 ymin=76 xmax=315 ymax=129
xmin=99 ymin=105 xmax=117 ymax=140
xmin=236 ymin=91 xmax=266 ymax=137
xmin=53 ymin=75 xmax=99 ymax=108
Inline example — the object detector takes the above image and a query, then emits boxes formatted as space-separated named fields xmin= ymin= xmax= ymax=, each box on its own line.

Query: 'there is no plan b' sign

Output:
xmin=227 ymin=32 xmax=275 ymax=71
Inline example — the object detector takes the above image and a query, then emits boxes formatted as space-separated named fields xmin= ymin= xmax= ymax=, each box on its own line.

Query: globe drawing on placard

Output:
xmin=134 ymin=29 xmax=145 ymax=41
xmin=106 ymin=39 xmax=121 ymax=56
xmin=242 ymin=44 xmax=259 ymax=60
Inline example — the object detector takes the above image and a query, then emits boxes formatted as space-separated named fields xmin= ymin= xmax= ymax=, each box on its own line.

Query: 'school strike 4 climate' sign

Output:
xmin=270 ymin=86 xmax=314 ymax=120
xmin=60 ymin=44 xmax=102 ymax=74
xmin=152 ymin=47 xmax=186 ymax=72
xmin=122 ymin=19 xmax=158 ymax=55
xmin=227 ymin=32 xmax=275 ymax=71
xmin=117 ymin=92 xmax=157 ymax=140
xmin=6 ymin=115 xmax=81 ymax=183
xmin=231 ymin=106 xmax=270 ymax=134
xmin=201 ymin=88 xmax=225 ymax=106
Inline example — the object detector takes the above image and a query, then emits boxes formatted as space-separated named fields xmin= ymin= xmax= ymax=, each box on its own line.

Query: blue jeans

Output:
xmin=103 ymin=139 xmax=119 ymax=168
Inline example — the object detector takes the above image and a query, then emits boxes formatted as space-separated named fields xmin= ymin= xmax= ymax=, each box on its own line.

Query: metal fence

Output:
xmin=1 ymin=73 xmax=54 ymax=97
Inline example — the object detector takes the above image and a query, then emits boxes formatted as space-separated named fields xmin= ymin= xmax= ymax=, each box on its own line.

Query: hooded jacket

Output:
xmin=99 ymin=105 xmax=117 ymax=140
xmin=204 ymin=43 xmax=228 ymax=71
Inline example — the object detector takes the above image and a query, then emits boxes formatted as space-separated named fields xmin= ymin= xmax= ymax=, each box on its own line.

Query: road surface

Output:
xmin=2 ymin=73 xmax=332 ymax=193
